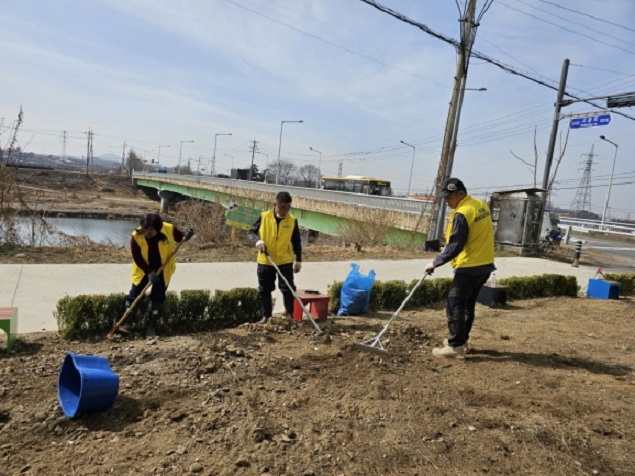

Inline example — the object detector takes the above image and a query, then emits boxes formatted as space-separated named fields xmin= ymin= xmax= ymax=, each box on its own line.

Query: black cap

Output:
xmin=438 ymin=178 xmax=467 ymax=198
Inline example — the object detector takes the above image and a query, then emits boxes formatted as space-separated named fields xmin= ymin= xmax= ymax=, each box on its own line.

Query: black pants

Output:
xmin=446 ymin=272 xmax=490 ymax=347
xmin=257 ymin=263 xmax=295 ymax=318
xmin=125 ymin=274 xmax=167 ymax=307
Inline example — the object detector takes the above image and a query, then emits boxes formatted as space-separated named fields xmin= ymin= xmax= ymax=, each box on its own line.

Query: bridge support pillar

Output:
xmin=158 ymin=191 xmax=175 ymax=213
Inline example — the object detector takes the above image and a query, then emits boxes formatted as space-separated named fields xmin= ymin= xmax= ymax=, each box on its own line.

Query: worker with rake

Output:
xmin=118 ymin=212 xmax=193 ymax=338
xmin=248 ymin=191 xmax=302 ymax=325
xmin=425 ymin=178 xmax=495 ymax=358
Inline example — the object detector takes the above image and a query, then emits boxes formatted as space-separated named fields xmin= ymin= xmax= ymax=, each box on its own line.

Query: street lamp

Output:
xmin=212 ymin=133 xmax=232 ymax=176
xmin=400 ymin=140 xmax=416 ymax=197
xmin=157 ymin=145 xmax=170 ymax=167
xmin=599 ymin=135 xmax=619 ymax=229
xmin=309 ymin=147 xmax=322 ymax=188
xmin=178 ymin=140 xmax=194 ymax=175
xmin=276 ymin=120 xmax=303 ymax=185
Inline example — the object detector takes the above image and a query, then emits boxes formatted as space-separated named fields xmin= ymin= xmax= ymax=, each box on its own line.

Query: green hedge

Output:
xmin=55 ymin=288 xmax=260 ymax=341
xmin=603 ymin=273 xmax=635 ymax=295
xmin=328 ymin=274 xmax=579 ymax=314
xmin=498 ymin=274 xmax=578 ymax=299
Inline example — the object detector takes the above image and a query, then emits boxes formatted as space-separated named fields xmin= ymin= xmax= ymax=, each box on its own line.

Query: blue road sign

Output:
xmin=569 ymin=114 xmax=611 ymax=129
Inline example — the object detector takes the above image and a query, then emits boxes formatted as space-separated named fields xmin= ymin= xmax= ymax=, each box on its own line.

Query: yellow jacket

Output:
xmin=445 ymin=196 xmax=494 ymax=268
xmin=131 ymin=222 xmax=177 ymax=285
xmin=256 ymin=210 xmax=297 ymax=266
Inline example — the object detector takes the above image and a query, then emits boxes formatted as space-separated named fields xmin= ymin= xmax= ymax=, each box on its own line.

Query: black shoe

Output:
xmin=256 ymin=316 xmax=270 ymax=325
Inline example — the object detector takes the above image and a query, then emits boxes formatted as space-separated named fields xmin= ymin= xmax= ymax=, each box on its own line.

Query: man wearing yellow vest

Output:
xmin=248 ymin=191 xmax=302 ymax=325
xmin=119 ymin=213 xmax=193 ymax=337
xmin=425 ymin=178 xmax=495 ymax=359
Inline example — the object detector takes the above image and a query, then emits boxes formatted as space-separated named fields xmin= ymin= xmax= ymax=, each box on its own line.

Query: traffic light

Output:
xmin=607 ymin=93 xmax=635 ymax=109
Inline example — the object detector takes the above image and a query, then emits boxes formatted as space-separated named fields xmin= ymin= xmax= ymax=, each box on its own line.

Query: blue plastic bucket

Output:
xmin=58 ymin=352 xmax=120 ymax=419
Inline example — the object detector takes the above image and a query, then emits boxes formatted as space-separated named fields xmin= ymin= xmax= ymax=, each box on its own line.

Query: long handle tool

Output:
xmin=354 ymin=272 xmax=430 ymax=358
xmin=106 ymin=239 xmax=186 ymax=339
xmin=265 ymin=252 xmax=323 ymax=335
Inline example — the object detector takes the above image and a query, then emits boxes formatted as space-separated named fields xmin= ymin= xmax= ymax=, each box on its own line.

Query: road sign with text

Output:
xmin=569 ymin=114 xmax=611 ymax=129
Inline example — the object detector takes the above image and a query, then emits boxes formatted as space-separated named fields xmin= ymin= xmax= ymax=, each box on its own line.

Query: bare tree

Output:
xmin=125 ymin=150 xmax=144 ymax=173
xmin=270 ymin=159 xmax=297 ymax=186
xmin=509 ymin=126 xmax=570 ymax=203
xmin=297 ymin=164 xmax=319 ymax=187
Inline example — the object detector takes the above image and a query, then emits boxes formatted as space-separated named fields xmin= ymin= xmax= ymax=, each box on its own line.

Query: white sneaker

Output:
xmin=444 ymin=338 xmax=469 ymax=353
xmin=432 ymin=345 xmax=465 ymax=359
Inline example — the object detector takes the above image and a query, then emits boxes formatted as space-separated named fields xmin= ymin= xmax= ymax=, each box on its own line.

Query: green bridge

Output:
xmin=133 ymin=173 xmax=433 ymax=246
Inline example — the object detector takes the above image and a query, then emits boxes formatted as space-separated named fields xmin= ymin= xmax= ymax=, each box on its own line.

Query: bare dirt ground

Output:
xmin=2 ymin=297 xmax=634 ymax=476
xmin=1 ymin=170 xmax=634 ymax=475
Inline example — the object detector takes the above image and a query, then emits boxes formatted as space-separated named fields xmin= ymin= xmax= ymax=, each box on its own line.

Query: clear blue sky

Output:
xmin=2 ymin=1 xmax=634 ymax=218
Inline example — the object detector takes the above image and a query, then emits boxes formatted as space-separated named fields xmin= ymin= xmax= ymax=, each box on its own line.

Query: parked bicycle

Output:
xmin=539 ymin=229 xmax=563 ymax=253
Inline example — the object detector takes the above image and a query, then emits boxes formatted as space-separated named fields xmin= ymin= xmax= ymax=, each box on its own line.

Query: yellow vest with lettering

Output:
xmin=131 ymin=222 xmax=177 ymax=285
xmin=256 ymin=210 xmax=297 ymax=266
xmin=445 ymin=195 xmax=494 ymax=269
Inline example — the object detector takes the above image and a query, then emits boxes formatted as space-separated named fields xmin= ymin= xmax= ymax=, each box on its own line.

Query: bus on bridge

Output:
xmin=320 ymin=176 xmax=392 ymax=196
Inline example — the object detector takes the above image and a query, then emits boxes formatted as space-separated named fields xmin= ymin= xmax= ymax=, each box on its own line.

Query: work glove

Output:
xmin=294 ymin=262 xmax=302 ymax=273
xmin=148 ymin=271 xmax=160 ymax=285
xmin=425 ymin=262 xmax=435 ymax=275
xmin=255 ymin=240 xmax=266 ymax=253
xmin=185 ymin=228 xmax=195 ymax=241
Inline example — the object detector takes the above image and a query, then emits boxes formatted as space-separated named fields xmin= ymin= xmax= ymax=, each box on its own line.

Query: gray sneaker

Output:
xmin=256 ymin=316 xmax=271 ymax=325
xmin=432 ymin=345 xmax=465 ymax=359
xmin=444 ymin=338 xmax=469 ymax=353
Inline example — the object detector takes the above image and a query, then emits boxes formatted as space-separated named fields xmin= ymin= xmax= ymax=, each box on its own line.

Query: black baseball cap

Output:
xmin=438 ymin=178 xmax=467 ymax=198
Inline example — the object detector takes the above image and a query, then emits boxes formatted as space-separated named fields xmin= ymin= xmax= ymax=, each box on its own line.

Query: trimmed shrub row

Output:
xmin=55 ymin=288 xmax=260 ymax=341
xmin=59 ymin=273 xmax=631 ymax=341
xmin=603 ymin=273 xmax=635 ymax=295
xmin=328 ymin=274 xmax=579 ymax=314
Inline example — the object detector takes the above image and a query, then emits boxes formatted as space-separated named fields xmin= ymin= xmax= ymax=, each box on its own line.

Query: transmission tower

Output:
xmin=570 ymin=145 xmax=594 ymax=213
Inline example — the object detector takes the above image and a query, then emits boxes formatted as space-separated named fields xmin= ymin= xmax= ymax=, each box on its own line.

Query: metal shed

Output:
xmin=489 ymin=188 xmax=546 ymax=254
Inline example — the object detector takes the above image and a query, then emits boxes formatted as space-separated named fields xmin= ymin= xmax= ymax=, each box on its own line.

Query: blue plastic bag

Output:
xmin=337 ymin=263 xmax=376 ymax=316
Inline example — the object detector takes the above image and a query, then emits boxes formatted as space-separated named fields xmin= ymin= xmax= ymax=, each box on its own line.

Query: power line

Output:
xmin=535 ymin=0 xmax=635 ymax=34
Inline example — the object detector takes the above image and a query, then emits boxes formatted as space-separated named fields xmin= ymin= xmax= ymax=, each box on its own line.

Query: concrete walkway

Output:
xmin=0 ymin=257 xmax=620 ymax=334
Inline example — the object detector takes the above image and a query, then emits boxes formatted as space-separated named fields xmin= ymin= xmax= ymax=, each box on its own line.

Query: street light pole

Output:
xmin=157 ymin=145 xmax=170 ymax=167
xmin=400 ymin=140 xmax=416 ymax=197
xmin=309 ymin=147 xmax=322 ymax=188
xmin=212 ymin=133 xmax=232 ymax=177
xmin=599 ymin=135 xmax=619 ymax=230
xmin=276 ymin=120 xmax=303 ymax=185
xmin=178 ymin=140 xmax=194 ymax=175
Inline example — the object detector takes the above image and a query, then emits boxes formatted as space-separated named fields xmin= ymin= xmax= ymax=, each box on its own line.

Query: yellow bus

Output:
xmin=320 ymin=176 xmax=392 ymax=196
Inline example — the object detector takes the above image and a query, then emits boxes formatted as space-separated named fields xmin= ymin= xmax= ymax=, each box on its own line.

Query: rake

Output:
xmin=354 ymin=272 xmax=429 ymax=358
xmin=265 ymin=252 xmax=323 ymax=335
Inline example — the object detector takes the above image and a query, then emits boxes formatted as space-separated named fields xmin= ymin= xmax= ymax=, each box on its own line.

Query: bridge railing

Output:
xmin=559 ymin=217 xmax=635 ymax=236
xmin=135 ymin=173 xmax=433 ymax=215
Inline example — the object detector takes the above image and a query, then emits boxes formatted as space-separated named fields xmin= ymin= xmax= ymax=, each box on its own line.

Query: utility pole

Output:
xmin=542 ymin=58 xmax=570 ymax=202
xmin=337 ymin=158 xmax=343 ymax=177
xmin=430 ymin=0 xmax=478 ymax=242
xmin=122 ymin=142 xmax=127 ymax=173
xmin=60 ymin=130 xmax=67 ymax=163
xmin=249 ymin=139 xmax=259 ymax=180
xmin=85 ymin=128 xmax=93 ymax=175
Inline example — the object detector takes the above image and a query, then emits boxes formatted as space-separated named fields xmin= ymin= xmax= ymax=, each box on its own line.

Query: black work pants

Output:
xmin=126 ymin=274 xmax=167 ymax=306
xmin=257 ymin=263 xmax=295 ymax=318
xmin=446 ymin=272 xmax=490 ymax=347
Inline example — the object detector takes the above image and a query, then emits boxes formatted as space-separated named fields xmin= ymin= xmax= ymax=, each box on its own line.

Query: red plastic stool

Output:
xmin=292 ymin=290 xmax=330 ymax=321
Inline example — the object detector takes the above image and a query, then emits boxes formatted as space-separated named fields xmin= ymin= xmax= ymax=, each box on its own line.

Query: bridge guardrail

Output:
xmin=134 ymin=173 xmax=434 ymax=215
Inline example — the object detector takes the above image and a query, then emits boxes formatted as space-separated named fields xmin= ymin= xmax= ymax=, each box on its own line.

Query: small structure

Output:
xmin=489 ymin=188 xmax=546 ymax=255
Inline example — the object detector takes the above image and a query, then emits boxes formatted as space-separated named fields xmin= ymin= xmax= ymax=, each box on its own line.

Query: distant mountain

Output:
xmin=96 ymin=153 xmax=121 ymax=162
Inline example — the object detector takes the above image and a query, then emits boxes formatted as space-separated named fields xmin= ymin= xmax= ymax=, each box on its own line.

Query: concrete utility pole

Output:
xmin=430 ymin=0 xmax=478 ymax=242
xmin=60 ymin=130 xmax=67 ymax=162
xmin=542 ymin=58 xmax=570 ymax=201
xmin=249 ymin=139 xmax=258 ymax=180
xmin=122 ymin=142 xmax=126 ymax=172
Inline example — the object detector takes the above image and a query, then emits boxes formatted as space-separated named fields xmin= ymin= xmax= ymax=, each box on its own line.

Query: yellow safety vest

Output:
xmin=445 ymin=195 xmax=494 ymax=269
xmin=256 ymin=210 xmax=297 ymax=266
xmin=131 ymin=222 xmax=177 ymax=285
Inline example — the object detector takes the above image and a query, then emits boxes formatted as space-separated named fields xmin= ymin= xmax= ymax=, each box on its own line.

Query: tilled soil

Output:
xmin=1 ymin=297 xmax=634 ymax=476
